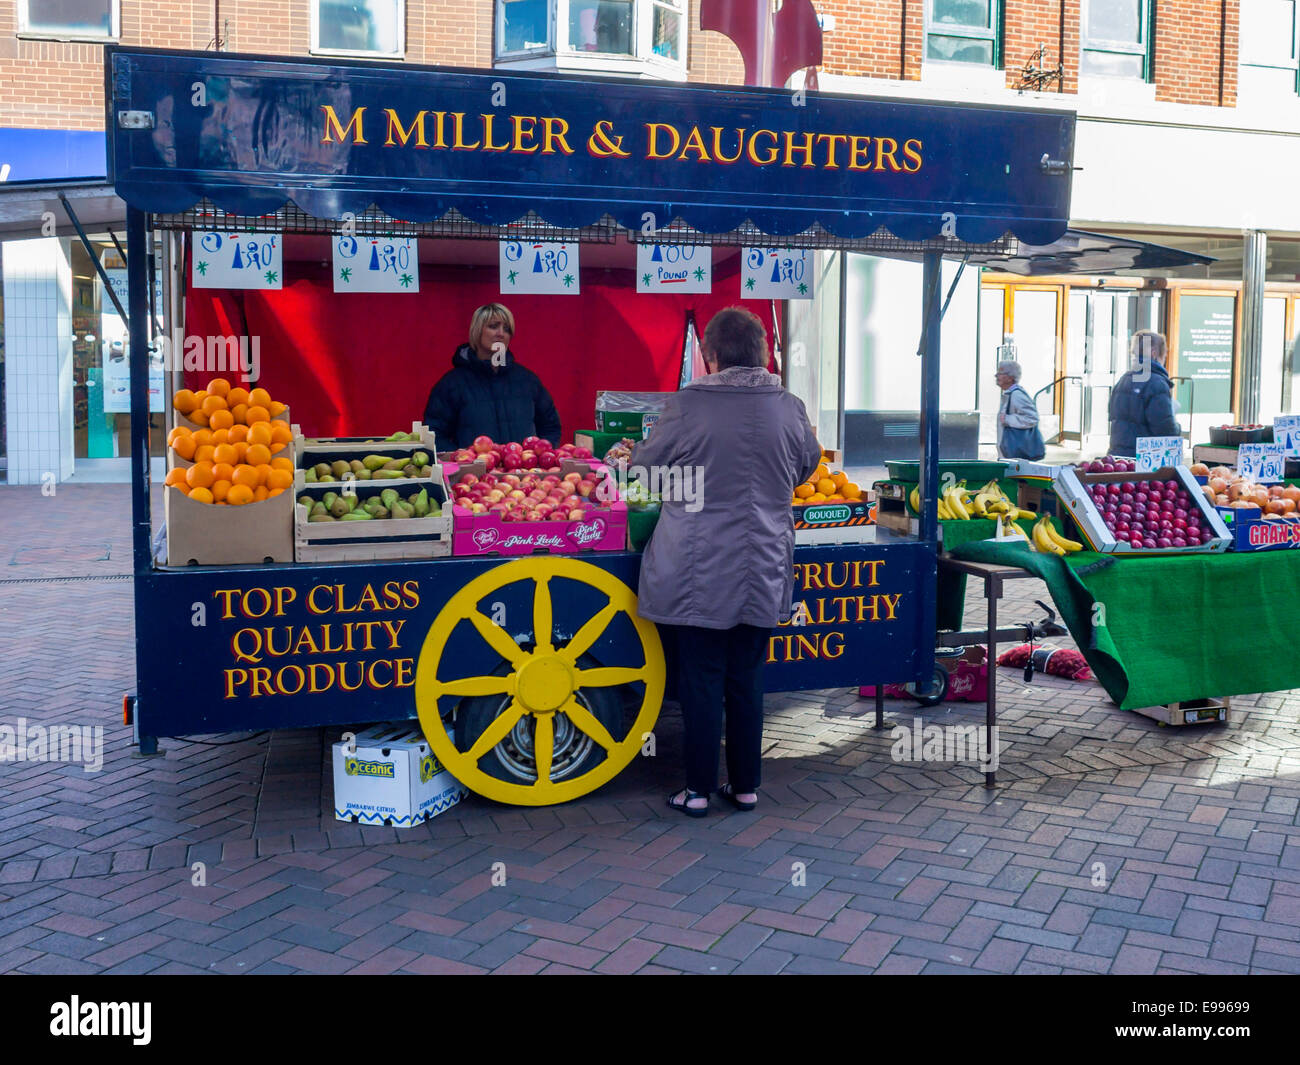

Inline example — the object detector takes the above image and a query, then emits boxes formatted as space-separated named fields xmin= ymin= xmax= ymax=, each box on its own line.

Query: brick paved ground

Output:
xmin=1 ymin=484 xmax=1298 ymax=974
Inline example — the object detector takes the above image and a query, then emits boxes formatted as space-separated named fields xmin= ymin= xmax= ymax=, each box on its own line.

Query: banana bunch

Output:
xmin=912 ymin=480 xmax=1036 ymax=522
xmin=1028 ymin=514 xmax=1083 ymax=555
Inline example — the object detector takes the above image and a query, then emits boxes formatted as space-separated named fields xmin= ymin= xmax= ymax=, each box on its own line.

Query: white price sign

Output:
xmin=191 ymin=231 xmax=283 ymax=289
xmin=333 ymin=235 xmax=419 ymax=293
xmin=499 ymin=240 xmax=579 ymax=294
xmin=740 ymin=247 xmax=814 ymax=299
xmin=1237 ymin=443 xmax=1285 ymax=483
xmin=635 ymin=243 xmax=712 ymax=293
xmin=1135 ymin=436 xmax=1183 ymax=473
xmin=1274 ymin=416 xmax=1300 ymax=458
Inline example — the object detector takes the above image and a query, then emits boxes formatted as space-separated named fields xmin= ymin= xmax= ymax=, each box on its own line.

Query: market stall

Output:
xmin=108 ymin=46 xmax=1076 ymax=805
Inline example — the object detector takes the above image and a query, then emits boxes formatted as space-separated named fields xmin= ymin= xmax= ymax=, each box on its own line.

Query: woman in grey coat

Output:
xmin=632 ymin=308 xmax=822 ymax=816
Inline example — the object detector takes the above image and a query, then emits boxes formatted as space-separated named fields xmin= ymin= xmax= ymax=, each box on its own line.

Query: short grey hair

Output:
xmin=996 ymin=360 xmax=1022 ymax=381
xmin=1131 ymin=330 xmax=1167 ymax=363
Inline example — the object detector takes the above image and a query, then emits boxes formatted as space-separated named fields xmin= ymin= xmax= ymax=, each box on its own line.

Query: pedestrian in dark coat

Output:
xmin=1108 ymin=330 xmax=1181 ymax=456
xmin=632 ymin=307 xmax=822 ymax=817
xmin=423 ymin=304 xmax=562 ymax=448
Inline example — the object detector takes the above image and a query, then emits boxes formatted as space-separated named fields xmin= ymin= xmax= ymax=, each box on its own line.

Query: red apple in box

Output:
xmin=539 ymin=451 xmax=556 ymax=467
xmin=482 ymin=452 xmax=500 ymax=471
xmin=472 ymin=435 xmax=495 ymax=454
xmin=453 ymin=448 xmax=475 ymax=463
xmin=572 ymin=446 xmax=593 ymax=460
xmin=566 ymin=508 xmax=585 ymax=520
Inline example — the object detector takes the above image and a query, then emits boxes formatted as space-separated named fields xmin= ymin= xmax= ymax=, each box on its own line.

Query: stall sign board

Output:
xmin=500 ymin=241 xmax=579 ymax=294
xmin=333 ymin=235 xmax=420 ymax=293
xmin=1237 ymin=443 xmax=1285 ymax=483
xmin=1176 ymin=294 xmax=1234 ymax=413
xmin=635 ymin=243 xmax=711 ymax=293
xmin=1136 ymin=436 xmax=1183 ymax=473
xmin=741 ymin=248 xmax=814 ymax=299
xmin=1274 ymin=415 xmax=1300 ymax=458
xmin=131 ymin=544 xmax=929 ymax=739
xmin=109 ymin=52 xmax=1075 ymax=245
xmin=191 ymin=231 xmax=283 ymax=289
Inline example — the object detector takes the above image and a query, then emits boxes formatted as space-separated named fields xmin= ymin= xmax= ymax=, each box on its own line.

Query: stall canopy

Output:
xmin=106 ymin=48 xmax=1076 ymax=245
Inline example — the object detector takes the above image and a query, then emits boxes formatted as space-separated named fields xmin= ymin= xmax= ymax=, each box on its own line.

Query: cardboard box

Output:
xmin=594 ymin=390 xmax=675 ymax=434
xmin=1056 ymin=465 xmax=1231 ymax=555
xmin=164 ymin=484 xmax=294 ymax=566
xmin=793 ymin=499 xmax=877 ymax=545
xmin=1128 ymin=697 xmax=1230 ymax=727
xmin=332 ymin=724 xmax=467 ymax=827
xmin=1215 ymin=508 xmax=1300 ymax=551
xmin=447 ymin=461 xmax=627 ymax=557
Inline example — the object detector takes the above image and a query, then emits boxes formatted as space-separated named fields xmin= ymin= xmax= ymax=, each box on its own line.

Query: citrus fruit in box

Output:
xmin=792 ymin=463 xmax=862 ymax=505
xmin=168 ymin=378 xmax=291 ymax=505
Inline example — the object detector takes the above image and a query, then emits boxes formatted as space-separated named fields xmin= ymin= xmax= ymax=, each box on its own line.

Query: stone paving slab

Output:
xmin=0 ymin=485 xmax=1298 ymax=973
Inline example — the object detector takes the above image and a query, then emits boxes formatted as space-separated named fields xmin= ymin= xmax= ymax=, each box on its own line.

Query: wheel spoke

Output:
xmin=466 ymin=699 xmax=527 ymax=764
xmin=559 ymin=697 xmax=616 ymax=752
xmin=574 ymin=666 xmax=646 ymax=688
xmin=434 ymin=675 xmax=513 ymax=699
xmin=534 ymin=714 xmax=554 ymax=784
xmin=533 ymin=577 xmax=554 ymax=653
xmin=560 ymin=601 xmax=621 ymax=664
xmin=465 ymin=609 xmax=527 ymax=667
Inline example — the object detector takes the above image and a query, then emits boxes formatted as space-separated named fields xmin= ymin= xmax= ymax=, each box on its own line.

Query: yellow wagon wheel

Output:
xmin=414 ymin=556 xmax=664 ymax=806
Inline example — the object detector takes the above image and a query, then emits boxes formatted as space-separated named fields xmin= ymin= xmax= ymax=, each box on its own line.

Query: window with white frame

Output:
xmin=497 ymin=0 xmax=687 ymax=68
xmin=1240 ymin=0 xmax=1300 ymax=95
xmin=313 ymin=0 xmax=404 ymax=58
xmin=1080 ymin=0 xmax=1152 ymax=79
xmin=19 ymin=0 xmax=118 ymax=39
xmin=926 ymin=0 xmax=1002 ymax=66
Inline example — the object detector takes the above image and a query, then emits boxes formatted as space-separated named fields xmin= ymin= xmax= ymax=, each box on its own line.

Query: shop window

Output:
xmin=1240 ymin=0 xmax=1300 ymax=95
xmin=501 ymin=0 xmax=550 ymax=53
xmin=497 ymin=0 xmax=687 ymax=73
xmin=926 ymin=0 xmax=1002 ymax=67
xmin=1080 ymin=0 xmax=1153 ymax=80
xmin=312 ymin=0 xmax=404 ymax=58
xmin=18 ymin=0 xmax=118 ymax=39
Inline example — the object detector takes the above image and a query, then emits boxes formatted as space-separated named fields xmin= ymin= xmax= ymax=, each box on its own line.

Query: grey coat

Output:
xmin=631 ymin=366 xmax=822 ymax=630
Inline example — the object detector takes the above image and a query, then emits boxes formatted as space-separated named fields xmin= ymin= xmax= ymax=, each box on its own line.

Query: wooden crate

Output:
xmin=293 ymin=466 xmax=453 ymax=563
xmin=291 ymin=421 xmax=435 ymax=456
xmin=1128 ymin=697 xmax=1230 ymax=727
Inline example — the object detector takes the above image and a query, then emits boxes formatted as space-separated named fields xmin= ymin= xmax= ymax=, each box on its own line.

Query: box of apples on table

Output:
xmin=442 ymin=436 xmax=625 ymax=557
xmin=1057 ymin=457 xmax=1231 ymax=555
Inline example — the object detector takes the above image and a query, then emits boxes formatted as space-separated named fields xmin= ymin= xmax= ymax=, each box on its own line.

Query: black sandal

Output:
xmin=667 ymin=788 xmax=709 ymax=818
xmin=718 ymin=783 xmax=757 ymax=811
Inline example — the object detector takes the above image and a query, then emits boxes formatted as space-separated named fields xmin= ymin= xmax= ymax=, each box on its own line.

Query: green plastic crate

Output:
xmin=627 ymin=507 xmax=661 ymax=551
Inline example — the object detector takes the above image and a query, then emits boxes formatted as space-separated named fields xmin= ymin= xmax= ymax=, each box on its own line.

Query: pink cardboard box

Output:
xmin=452 ymin=503 xmax=628 ymax=556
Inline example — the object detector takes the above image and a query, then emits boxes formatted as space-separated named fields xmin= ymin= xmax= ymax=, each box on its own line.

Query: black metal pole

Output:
xmin=920 ymin=252 xmax=942 ymax=544
xmin=127 ymin=207 xmax=152 ymax=577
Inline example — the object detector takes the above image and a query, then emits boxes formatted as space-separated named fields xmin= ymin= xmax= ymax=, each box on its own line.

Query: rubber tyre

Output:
xmin=455 ymin=656 xmax=626 ymax=786
xmin=904 ymin=665 xmax=949 ymax=707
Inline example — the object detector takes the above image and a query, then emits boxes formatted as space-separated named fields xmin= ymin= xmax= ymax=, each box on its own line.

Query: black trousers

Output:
xmin=670 ymin=624 xmax=769 ymax=795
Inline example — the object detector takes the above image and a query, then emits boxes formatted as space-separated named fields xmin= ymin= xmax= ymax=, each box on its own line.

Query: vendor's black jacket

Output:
xmin=423 ymin=344 xmax=562 ymax=448
xmin=1108 ymin=361 xmax=1181 ymax=456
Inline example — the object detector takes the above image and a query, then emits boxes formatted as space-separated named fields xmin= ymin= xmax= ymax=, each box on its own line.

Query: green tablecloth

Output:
xmin=944 ymin=540 xmax=1300 ymax=710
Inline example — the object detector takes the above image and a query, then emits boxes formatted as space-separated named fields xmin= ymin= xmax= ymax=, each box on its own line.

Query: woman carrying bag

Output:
xmin=995 ymin=361 xmax=1045 ymax=461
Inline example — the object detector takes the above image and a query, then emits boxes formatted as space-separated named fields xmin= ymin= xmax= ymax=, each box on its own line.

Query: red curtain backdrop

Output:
xmin=185 ymin=257 xmax=776 ymax=442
